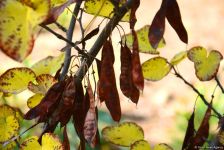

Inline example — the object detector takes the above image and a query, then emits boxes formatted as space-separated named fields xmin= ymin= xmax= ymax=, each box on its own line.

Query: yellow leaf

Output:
xmin=153 ymin=143 xmax=173 ymax=150
xmin=84 ymin=0 xmax=130 ymax=22
xmin=21 ymin=133 xmax=64 ymax=150
xmin=31 ymin=53 xmax=65 ymax=76
xmin=0 ymin=0 xmax=50 ymax=61
xmin=0 ymin=67 xmax=36 ymax=94
xmin=131 ymin=140 xmax=151 ymax=150
xmin=0 ymin=105 xmax=20 ymax=142
xmin=51 ymin=0 xmax=67 ymax=7
xmin=122 ymin=25 xmax=165 ymax=54
xmin=0 ymin=141 xmax=17 ymax=150
xmin=187 ymin=46 xmax=223 ymax=81
xmin=170 ymin=51 xmax=187 ymax=65
xmin=27 ymin=93 xmax=44 ymax=108
xmin=28 ymin=74 xmax=57 ymax=94
xmin=142 ymin=57 xmax=171 ymax=81
xmin=102 ymin=122 xmax=144 ymax=147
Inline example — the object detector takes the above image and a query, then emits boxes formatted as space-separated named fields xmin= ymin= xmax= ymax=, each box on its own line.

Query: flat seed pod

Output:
xmin=153 ymin=143 xmax=173 ymax=150
xmin=142 ymin=57 xmax=171 ymax=81
xmin=122 ymin=25 xmax=165 ymax=54
xmin=170 ymin=51 xmax=187 ymax=65
xmin=21 ymin=133 xmax=64 ymax=150
xmin=0 ymin=0 xmax=50 ymax=61
xmin=130 ymin=140 xmax=151 ymax=150
xmin=187 ymin=46 xmax=223 ymax=81
xmin=84 ymin=0 xmax=130 ymax=22
xmin=31 ymin=53 xmax=65 ymax=76
xmin=27 ymin=93 xmax=44 ymax=109
xmin=102 ymin=122 xmax=144 ymax=147
xmin=0 ymin=67 xmax=36 ymax=94
xmin=0 ymin=105 xmax=20 ymax=142
xmin=28 ymin=74 xmax=57 ymax=95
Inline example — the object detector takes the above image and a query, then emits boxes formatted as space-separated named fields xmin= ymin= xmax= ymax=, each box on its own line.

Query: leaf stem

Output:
xmin=60 ymin=1 xmax=83 ymax=80
xmin=215 ymin=76 xmax=224 ymax=94
xmin=172 ymin=67 xmax=222 ymax=119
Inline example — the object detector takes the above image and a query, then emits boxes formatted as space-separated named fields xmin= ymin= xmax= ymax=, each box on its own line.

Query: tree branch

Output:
xmin=60 ymin=1 xmax=82 ymax=80
xmin=215 ymin=76 xmax=224 ymax=94
xmin=173 ymin=67 xmax=222 ymax=119
xmin=75 ymin=0 xmax=135 ymax=81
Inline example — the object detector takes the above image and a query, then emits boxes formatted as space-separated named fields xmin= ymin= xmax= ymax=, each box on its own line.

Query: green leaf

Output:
xmin=131 ymin=140 xmax=151 ymax=150
xmin=142 ymin=57 xmax=171 ymax=81
xmin=31 ymin=53 xmax=65 ymax=76
xmin=122 ymin=25 xmax=165 ymax=54
xmin=84 ymin=0 xmax=130 ymax=22
xmin=102 ymin=122 xmax=144 ymax=147
xmin=0 ymin=67 xmax=36 ymax=94
xmin=0 ymin=105 xmax=20 ymax=142
xmin=170 ymin=51 xmax=187 ymax=65
xmin=153 ymin=143 xmax=173 ymax=150
xmin=0 ymin=0 xmax=50 ymax=61
xmin=187 ymin=46 xmax=223 ymax=81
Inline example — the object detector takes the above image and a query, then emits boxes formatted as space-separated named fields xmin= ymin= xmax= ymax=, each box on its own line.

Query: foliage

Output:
xmin=0 ymin=0 xmax=224 ymax=149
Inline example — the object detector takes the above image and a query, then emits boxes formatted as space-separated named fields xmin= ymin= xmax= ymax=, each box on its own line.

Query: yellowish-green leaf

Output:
xmin=218 ymin=131 xmax=224 ymax=144
xmin=102 ymin=122 xmax=144 ymax=147
xmin=170 ymin=51 xmax=187 ymax=65
xmin=0 ymin=67 xmax=36 ymax=94
xmin=142 ymin=57 xmax=171 ymax=81
xmin=0 ymin=0 xmax=50 ymax=61
xmin=0 ymin=141 xmax=17 ymax=150
xmin=84 ymin=0 xmax=130 ymax=22
xmin=27 ymin=94 xmax=44 ymax=108
xmin=28 ymin=74 xmax=57 ymax=94
xmin=21 ymin=133 xmax=64 ymax=150
xmin=31 ymin=53 xmax=65 ymax=76
xmin=0 ymin=105 xmax=20 ymax=142
xmin=187 ymin=46 xmax=223 ymax=81
xmin=122 ymin=25 xmax=165 ymax=54
xmin=131 ymin=140 xmax=151 ymax=150
xmin=153 ymin=143 xmax=173 ymax=150
xmin=51 ymin=0 xmax=67 ymax=7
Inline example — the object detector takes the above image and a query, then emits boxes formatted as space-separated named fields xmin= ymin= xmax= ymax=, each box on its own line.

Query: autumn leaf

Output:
xmin=102 ymin=122 xmax=144 ymax=147
xmin=130 ymin=140 xmax=151 ymax=150
xmin=0 ymin=0 xmax=50 ymax=61
xmin=154 ymin=143 xmax=173 ymax=150
xmin=187 ymin=46 xmax=223 ymax=81
xmin=170 ymin=51 xmax=187 ymax=65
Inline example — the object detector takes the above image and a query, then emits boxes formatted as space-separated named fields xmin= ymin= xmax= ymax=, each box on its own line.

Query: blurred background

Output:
xmin=1 ymin=0 xmax=224 ymax=149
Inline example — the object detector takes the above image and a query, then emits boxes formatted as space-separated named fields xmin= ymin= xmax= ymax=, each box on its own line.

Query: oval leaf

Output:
xmin=0 ymin=0 xmax=50 ymax=61
xmin=142 ymin=57 xmax=171 ymax=81
xmin=170 ymin=51 xmax=187 ymax=65
xmin=131 ymin=140 xmax=151 ymax=150
xmin=187 ymin=46 xmax=223 ymax=81
xmin=27 ymin=94 xmax=44 ymax=109
xmin=122 ymin=25 xmax=165 ymax=54
xmin=84 ymin=0 xmax=130 ymax=22
xmin=0 ymin=105 xmax=20 ymax=142
xmin=154 ymin=143 xmax=173 ymax=150
xmin=31 ymin=53 xmax=65 ymax=76
xmin=0 ymin=67 xmax=36 ymax=94
xmin=102 ymin=122 xmax=144 ymax=146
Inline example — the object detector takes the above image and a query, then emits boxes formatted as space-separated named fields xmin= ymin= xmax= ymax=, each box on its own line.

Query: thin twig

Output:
xmin=173 ymin=67 xmax=222 ymax=119
xmin=75 ymin=0 xmax=135 ymax=81
xmin=60 ymin=1 xmax=83 ymax=80
xmin=215 ymin=76 xmax=224 ymax=93
xmin=54 ymin=22 xmax=67 ymax=32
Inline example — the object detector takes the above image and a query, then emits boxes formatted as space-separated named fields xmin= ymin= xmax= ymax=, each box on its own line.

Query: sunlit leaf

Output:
xmin=28 ymin=74 xmax=57 ymax=94
xmin=0 ymin=105 xmax=20 ymax=142
xmin=27 ymin=93 xmax=44 ymax=109
xmin=153 ymin=143 xmax=173 ymax=150
xmin=0 ymin=67 xmax=36 ymax=94
xmin=84 ymin=0 xmax=130 ymax=22
xmin=0 ymin=0 xmax=50 ymax=61
xmin=170 ymin=51 xmax=187 ymax=65
xmin=187 ymin=46 xmax=223 ymax=81
xmin=142 ymin=57 xmax=171 ymax=81
xmin=102 ymin=122 xmax=144 ymax=146
xmin=21 ymin=133 xmax=64 ymax=149
xmin=122 ymin=25 xmax=165 ymax=54
xmin=130 ymin=140 xmax=151 ymax=150
xmin=31 ymin=53 xmax=65 ymax=76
